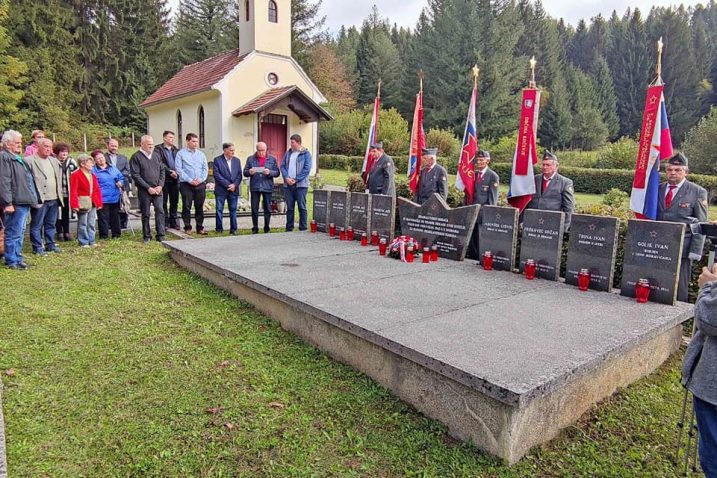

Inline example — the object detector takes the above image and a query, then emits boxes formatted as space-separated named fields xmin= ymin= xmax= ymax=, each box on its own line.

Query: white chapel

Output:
xmin=141 ymin=0 xmax=331 ymax=170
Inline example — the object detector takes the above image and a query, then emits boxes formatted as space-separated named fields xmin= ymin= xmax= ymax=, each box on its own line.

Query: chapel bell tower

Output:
xmin=239 ymin=0 xmax=292 ymax=57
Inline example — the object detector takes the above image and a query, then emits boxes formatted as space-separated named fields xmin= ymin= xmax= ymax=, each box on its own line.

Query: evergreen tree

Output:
xmin=591 ymin=57 xmax=620 ymax=139
xmin=291 ymin=0 xmax=327 ymax=69
xmin=173 ymin=0 xmax=235 ymax=65
xmin=0 ymin=0 xmax=27 ymax=130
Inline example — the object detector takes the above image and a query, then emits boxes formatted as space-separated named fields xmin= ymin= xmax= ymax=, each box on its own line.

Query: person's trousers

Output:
xmin=250 ymin=191 xmax=272 ymax=233
xmin=97 ymin=201 xmax=121 ymax=239
xmin=3 ymin=205 xmax=30 ymax=266
xmin=678 ymin=258 xmax=691 ymax=302
xmin=215 ymin=192 xmax=239 ymax=233
xmin=138 ymin=189 xmax=165 ymax=240
xmin=77 ymin=207 xmax=97 ymax=246
xmin=694 ymin=395 xmax=717 ymax=478
xmin=163 ymin=179 xmax=180 ymax=228
xmin=30 ymin=199 xmax=59 ymax=252
xmin=56 ymin=197 xmax=72 ymax=238
xmin=180 ymin=182 xmax=206 ymax=232
xmin=284 ymin=186 xmax=308 ymax=231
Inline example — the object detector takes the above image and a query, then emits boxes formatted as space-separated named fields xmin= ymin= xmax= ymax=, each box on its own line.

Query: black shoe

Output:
xmin=197 ymin=229 xmax=208 ymax=236
xmin=230 ymin=231 xmax=238 ymax=236
xmin=7 ymin=263 xmax=27 ymax=270
xmin=48 ymin=246 xmax=62 ymax=253
xmin=143 ymin=238 xmax=151 ymax=243
xmin=156 ymin=236 xmax=165 ymax=242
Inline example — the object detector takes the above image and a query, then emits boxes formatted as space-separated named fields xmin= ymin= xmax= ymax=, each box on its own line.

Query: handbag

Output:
xmin=79 ymin=172 xmax=94 ymax=212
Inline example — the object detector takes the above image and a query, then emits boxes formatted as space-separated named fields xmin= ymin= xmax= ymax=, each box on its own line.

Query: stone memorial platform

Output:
xmin=165 ymin=232 xmax=692 ymax=464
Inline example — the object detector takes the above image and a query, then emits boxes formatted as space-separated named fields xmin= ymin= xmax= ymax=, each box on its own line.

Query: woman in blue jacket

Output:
xmin=91 ymin=150 xmax=124 ymax=239
xmin=243 ymin=141 xmax=280 ymax=234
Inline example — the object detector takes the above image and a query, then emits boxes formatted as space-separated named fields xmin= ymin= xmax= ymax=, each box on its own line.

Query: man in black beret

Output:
xmin=526 ymin=150 xmax=575 ymax=231
xmin=658 ymin=151 xmax=708 ymax=302
xmin=365 ymin=141 xmax=395 ymax=196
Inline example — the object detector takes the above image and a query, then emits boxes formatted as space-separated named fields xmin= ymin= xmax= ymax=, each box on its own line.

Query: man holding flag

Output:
xmin=414 ymin=147 xmax=447 ymax=205
xmin=526 ymin=150 xmax=575 ymax=231
xmin=466 ymin=149 xmax=499 ymax=259
xmin=365 ymin=142 xmax=395 ymax=196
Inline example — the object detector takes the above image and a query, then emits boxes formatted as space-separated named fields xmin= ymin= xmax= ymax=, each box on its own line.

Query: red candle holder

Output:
xmin=406 ymin=246 xmax=414 ymax=263
xmin=636 ymin=278 xmax=650 ymax=303
xmin=431 ymin=245 xmax=438 ymax=262
xmin=339 ymin=228 xmax=346 ymax=241
xmin=524 ymin=259 xmax=536 ymax=280
xmin=378 ymin=238 xmax=387 ymax=256
xmin=347 ymin=227 xmax=354 ymax=241
xmin=578 ymin=268 xmax=590 ymax=291
xmin=310 ymin=220 xmax=317 ymax=233
xmin=483 ymin=251 xmax=494 ymax=271
xmin=371 ymin=231 xmax=379 ymax=246
xmin=329 ymin=223 xmax=336 ymax=237
xmin=422 ymin=247 xmax=430 ymax=263
xmin=360 ymin=233 xmax=368 ymax=246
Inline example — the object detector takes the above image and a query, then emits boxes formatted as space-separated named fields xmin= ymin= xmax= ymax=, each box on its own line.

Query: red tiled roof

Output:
xmin=140 ymin=49 xmax=248 ymax=108
xmin=232 ymin=86 xmax=295 ymax=116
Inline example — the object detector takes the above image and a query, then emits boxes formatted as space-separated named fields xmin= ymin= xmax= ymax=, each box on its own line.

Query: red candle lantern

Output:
xmin=329 ymin=222 xmax=336 ymax=237
xmin=378 ymin=238 xmax=387 ymax=256
xmin=347 ymin=227 xmax=354 ymax=241
xmin=578 ymin=268 xmax=591 ymax=291
xmin=422 ymin=247 xmax=430 ymax=263
xmin=483 ymin=251 xmax=494 ymax=271
xmin=371 ymin=231 xmax=379 ymax=246
xmin=636 ymin=278 xmax=650 ymax=303
xmin=524 ymin=259 xmax=536 ymax=280
xmin=406 ymin=246 xmax=414 ymax=263
xmin=431 ymin=245 xmax=438 ymax=262
xmin=339 ymin=227 xmax=346 ymax=241
xmin=360 ymin=233 xmax=368 ymax=246
xmin=310 ymin=220 xmax=317 ymax=233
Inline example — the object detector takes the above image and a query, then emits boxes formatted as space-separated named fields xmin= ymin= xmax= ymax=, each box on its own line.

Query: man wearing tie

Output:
xmin=466 ymin=149 xmax=499 ymax=258
xmin=657 ymin=152 xmax=708 ymax=302
xmin=366 ymin=141 xmax=396 ymax=196
xmin=414 ymin=147 xmax=447 ymax=205
xmin=526 ymin=150 xmax=575 ymax=231
xmin=212 ymin=143 xmax=242 ymax=235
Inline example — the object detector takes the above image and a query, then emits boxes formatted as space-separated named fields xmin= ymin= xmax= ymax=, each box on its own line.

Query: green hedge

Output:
xmin=318 ymin=155 xmax=717 ymax=200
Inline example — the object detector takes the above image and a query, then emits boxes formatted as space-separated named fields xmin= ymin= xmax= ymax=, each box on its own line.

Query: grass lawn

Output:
xmin=317 ymin=167 xmax=717 ymax=220
xmin=0 ymin=234 xmax=696 ymax=477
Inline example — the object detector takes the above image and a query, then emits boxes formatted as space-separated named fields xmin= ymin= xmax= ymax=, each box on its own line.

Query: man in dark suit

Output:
xmin=526 ymin=150 xmax=575 ymax=231
xmin=212 ymin=142 xmax=243 ymax=235
xmin=657 ymin=152 xmax=708 ymax=302
xmin=366 ymin=142 xmax=395 ymax=196
xmin=467 ymin=149 xmax=500 ymax=259
xmin=243 ymin=141 xmax=280 ymax=234
xmin=152 ymin=130 xmax=180 ymax=229
xmin=414 ymin=147 xmax=448 ymax=205
xmin=106 ymin=138 xmax=131 ymax=228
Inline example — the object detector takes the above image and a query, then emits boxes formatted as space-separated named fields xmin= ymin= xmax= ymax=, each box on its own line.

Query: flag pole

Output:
xmin=472 ymin=64 xmax=480 ymax=89
xmin=377 ymin=78 xmax=382 ymax=99
xmin=418 ymin=70 xmax=424 ymax=93
xmin=656 ymin=37 xmax=664 ymax=80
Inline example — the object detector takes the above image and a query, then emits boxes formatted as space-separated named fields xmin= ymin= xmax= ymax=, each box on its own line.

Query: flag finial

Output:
xmin=472 ymin=64 xmax=480 ymax=88
xmin=529 ymin=56 xmax=537 ymax=88
xmin=377 ymin=79 xmax=382 ymax=99
xmin=656 ymin=37 xmax=664 ymax=79
xmin=418 ymin=70 xmax=425 ymax=92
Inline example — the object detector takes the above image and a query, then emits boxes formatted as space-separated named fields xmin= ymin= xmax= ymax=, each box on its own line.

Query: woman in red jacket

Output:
xmin=70 ymin=154 xmax=103 ymax=247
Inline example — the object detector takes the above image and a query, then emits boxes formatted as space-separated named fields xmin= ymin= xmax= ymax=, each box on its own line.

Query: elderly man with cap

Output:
xmin=526 ymin=150 xmax=575 ymax=231
xmin=657 ymin=152 xmax=708 ymax=302
xmin=466 ymin=149 xmax=499 ymax=258
xmin=414 ymin=147 xmax=448 ymax=205
xmin=365 ymin=141 xmax=396 ymax=196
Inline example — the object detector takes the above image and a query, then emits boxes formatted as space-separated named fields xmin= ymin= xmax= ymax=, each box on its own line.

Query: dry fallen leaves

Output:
xmin=224 ymin=422 xmax=235 ymax=430
xmin=268 ymin=401 xmax=285 ymax=410
xmin=5 ymin=368 xmax=15 ymax=376
xmin=205 ymin=406 xmax=223 ymax=415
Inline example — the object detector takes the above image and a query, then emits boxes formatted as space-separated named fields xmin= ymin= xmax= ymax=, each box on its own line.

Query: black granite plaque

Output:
xmin=349 ymin=193 xmax=371 ymax=240
xmin=398 ymin=193 xmax=479 ymax=261
xmin=565 ymin=214 xmax=619 ymax=292
xmin=519 ymin=209 xmax=565 ymax=280
xmin=369 ymin=194 xmax=396 ymax=242
xmin=312 ymin=189 xmax=331 ymax=233
xmin=620 ymin=219 xmax=685 ymax=305
xmin=328 ymin=190 xmax=350 ymax=229
xmin=478 ymin=206 xmax=518 ymax=272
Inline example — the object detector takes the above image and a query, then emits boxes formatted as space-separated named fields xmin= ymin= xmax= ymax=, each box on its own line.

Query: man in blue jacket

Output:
xmin=244 ymin=141 xmax=280 ymax=234
xmin=212 ymin=142 xmax=242 ymax=235
xmin=280 ymin=134 xmax=312 ymax=232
